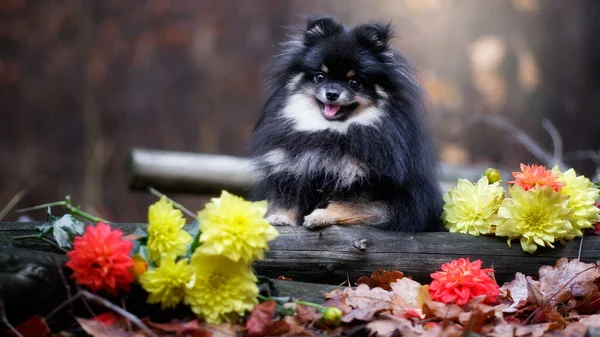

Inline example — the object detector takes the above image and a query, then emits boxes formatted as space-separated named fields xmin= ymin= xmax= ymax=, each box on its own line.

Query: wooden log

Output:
xmin=0 ymin=244 xmax=337 ymax=328
xmin=125 ymin=148 xmax=257 ymax=195
xmin=125 ymin=148 xmax=510 ymax=195
xmin=2 ymin=222 xmax=598 ymax=286
xmin=0 ymin=245 xmax=72 ymax=326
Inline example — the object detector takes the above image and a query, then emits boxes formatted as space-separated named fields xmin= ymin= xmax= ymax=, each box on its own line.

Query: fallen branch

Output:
xmin=0 ymin=292 xmax=22 ymax=337
xmin=470 ymin=115 xmax=568 ymax=170
xmin=46 ymin=290 xmax=159 ymax=337
xmin=0 ymin=189 xmax=28 ymax=222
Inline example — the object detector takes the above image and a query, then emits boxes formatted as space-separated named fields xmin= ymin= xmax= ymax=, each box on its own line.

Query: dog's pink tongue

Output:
xmin=324 ymin=104 xmax=340 ymax=117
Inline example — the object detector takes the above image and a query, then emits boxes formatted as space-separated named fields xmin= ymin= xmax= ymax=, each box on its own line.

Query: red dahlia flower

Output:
xmin=429 ymin=258 xmax=500 ymax=305
xmin=66 ymin=222 xmax=134 ymax=295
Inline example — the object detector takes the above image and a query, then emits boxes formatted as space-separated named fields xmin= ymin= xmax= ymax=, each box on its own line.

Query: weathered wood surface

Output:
xmin=125 ymin=148 xmax=510 ymax=195
xmin=0 ymin=244 xmax=336 ymax=327
xmin=126 ymin=148 xmax=257 ymax=195
xmin=2 ymin=222 xmax=598 ymax=286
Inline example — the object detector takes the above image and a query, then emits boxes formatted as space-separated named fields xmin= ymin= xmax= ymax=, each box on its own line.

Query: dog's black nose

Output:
xmin=326 ymin=91 xmax=340 ymax=101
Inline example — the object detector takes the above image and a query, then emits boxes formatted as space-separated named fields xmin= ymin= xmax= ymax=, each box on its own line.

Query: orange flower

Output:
xmin=66 ymin=222 xmax=134 ymax=295
xmin=131 ymin=254 xmax=149 ymax=279
xmin=429 ymin=258 xmax=499 ymax=305
xmin=508 ymin=164 xmax=564 ymax=192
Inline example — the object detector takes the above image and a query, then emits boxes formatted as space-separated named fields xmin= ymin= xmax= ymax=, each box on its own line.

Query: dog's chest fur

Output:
xmin=257 ymin=148 xmax=369 ymax=189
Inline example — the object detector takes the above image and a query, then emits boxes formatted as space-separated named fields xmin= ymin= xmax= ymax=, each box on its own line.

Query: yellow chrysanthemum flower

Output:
xmin=442 ymin=176 xmax=505 ymax=235
xmin=184 ymin=253 xmax=258 ymax=323
xmin=496 ymin=186 xmax=573 ymax=253
xmin=147 ymin=196 xmax=193 ymax=262
xmin=552 ymin=166 xmax=600 ymax=238
xmin=196 ymin=191 xmax=279 ymax=263
xmin=139 ymin=256 xmax=193 ymax=310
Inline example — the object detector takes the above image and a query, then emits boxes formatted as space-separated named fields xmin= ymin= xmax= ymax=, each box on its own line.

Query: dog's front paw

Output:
xmin=303 ymin=209 xmax=336 ymax=229
xmin=266 ymin=213 xmax=298 ymax=226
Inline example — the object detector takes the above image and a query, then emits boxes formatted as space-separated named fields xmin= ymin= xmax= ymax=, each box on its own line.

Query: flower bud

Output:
xmin=322 ymin=307 xmax=343 ymax=326
xmin=130 ymin=254 xmax=148 ymax=279
xmin=484 ymin=168 xmax=502 ymax=184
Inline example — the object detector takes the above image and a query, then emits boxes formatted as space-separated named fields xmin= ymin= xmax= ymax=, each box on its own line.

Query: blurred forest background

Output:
xmin=1 ymin=0 xmax=599 ymax=222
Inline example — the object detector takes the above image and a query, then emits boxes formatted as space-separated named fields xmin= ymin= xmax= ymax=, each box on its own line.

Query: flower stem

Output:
xmin=40 ymin=237 xmax=68 ymax=253
xmin=12 ymin=234 xmax=41 ymax=240
xmin=257 ymin=294 xmax=326 ymax=311
xmin=63 ymin=202 xmax=109 ymax=223
xmin=15 ymin=196 xmax=110 ymax=224
xmin=16 ymin=201 xmax=66 ymax=213
xmin=295 ymin=300 xmax=326 ymax=312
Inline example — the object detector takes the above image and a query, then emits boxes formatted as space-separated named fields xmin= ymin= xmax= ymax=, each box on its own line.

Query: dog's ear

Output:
xmin=304 ymin=16 xmax=344 ymax=45
xmin=353 ymin=22 xmax=393 ymax=52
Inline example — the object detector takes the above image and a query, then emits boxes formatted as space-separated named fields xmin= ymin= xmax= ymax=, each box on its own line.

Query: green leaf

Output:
xmin=51 ymin=214 xmax=85 ymax=249
xmin=187 ymin=223 xmax=202 ymax=257
xmin=138 ymin=245 xmax=156 ymax=270
xmin=131 ymin=238 xmax=141 ymax=256
xmin=53 ymin=225 xmax=71 ymax=249
xmin=36 ymin=207 xmax=59 ymax=237
xmin=133 ymin=227 xmax=148 ymax=247
xmin=185 ymin=220 xmax=200 ymax=238
xmin=134 ymin=227 xmax=148 ymax=237
xmin=56 ymin=214 xmax=84 ymax=236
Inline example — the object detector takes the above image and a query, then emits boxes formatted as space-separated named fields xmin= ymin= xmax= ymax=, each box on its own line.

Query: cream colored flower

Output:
xmin=442 ymin=176 xmax=505 ymax=235
xmin=552 ymin=166 xmax=600 ymax=238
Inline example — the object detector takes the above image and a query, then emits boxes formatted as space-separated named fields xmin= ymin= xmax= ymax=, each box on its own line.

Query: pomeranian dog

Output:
xmin=248 ymin=16 xmax=443 ymax=232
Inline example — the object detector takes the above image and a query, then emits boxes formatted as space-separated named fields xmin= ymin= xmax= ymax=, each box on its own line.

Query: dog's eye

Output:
xmin=349 ymin=78 xmax=361 ymax=90
xmin=314 ymin=74 xmax=326 ymax=84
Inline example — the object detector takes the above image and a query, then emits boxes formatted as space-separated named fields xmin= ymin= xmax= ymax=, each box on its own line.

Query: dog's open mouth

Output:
xmin=316 ymin=100 xmax=359 ymax=120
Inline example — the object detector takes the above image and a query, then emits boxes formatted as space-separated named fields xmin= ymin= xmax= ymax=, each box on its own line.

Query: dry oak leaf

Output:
xmin=532 ymin=303 xmax=566 ymax=325
xmin=418 ymin=324 xmax=463 ymax=337
xmin=490 ymin=322 xmax=561 ymax=337
xmin=389 ymin=278 xmax=422 ymax=307
xmin=322 ymin=289 xmax=352 ymax=314
xmin=262 ymin=320 xmax=292 ymax=337
xmin=422 ymin=301 xmax=464 ymax=321
xmin=246 ymin=300 xmax=277 ymax=337
xmin=540 ymin=322 xmax=587 ymax=337
xmin=146 ymin=318 xmax=237 ymax=337
xmin=578 ymin=314 xmax=600 ymax=328
xmin=365 ymin=314 xmax=417 ymax=337
xmin=389 ymin=278 xmax=428 ymax=318
xmin=458 ymin=303 xmax=496 ymax=332
xmin=295 ymin=304 xmax=323 ymax=324
xmin=11 ymin=315 xmax=50 ymax=337
xmin=575 ymin=292 xmax=600 ymax=314
xmin=500 ymin=272 xmax=542 ymax=313
xmin=356 ymin=270 xmax=404 ymax=290
xmin=538 ymin=258 xmax=600 ymax=305
xmin=282 ymin=316 xmax=313 ymax=336
xmin=75 ymin=317 xmax=130 ymax=337
xmin=342 ymin=284 xmax=393 ymax=323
